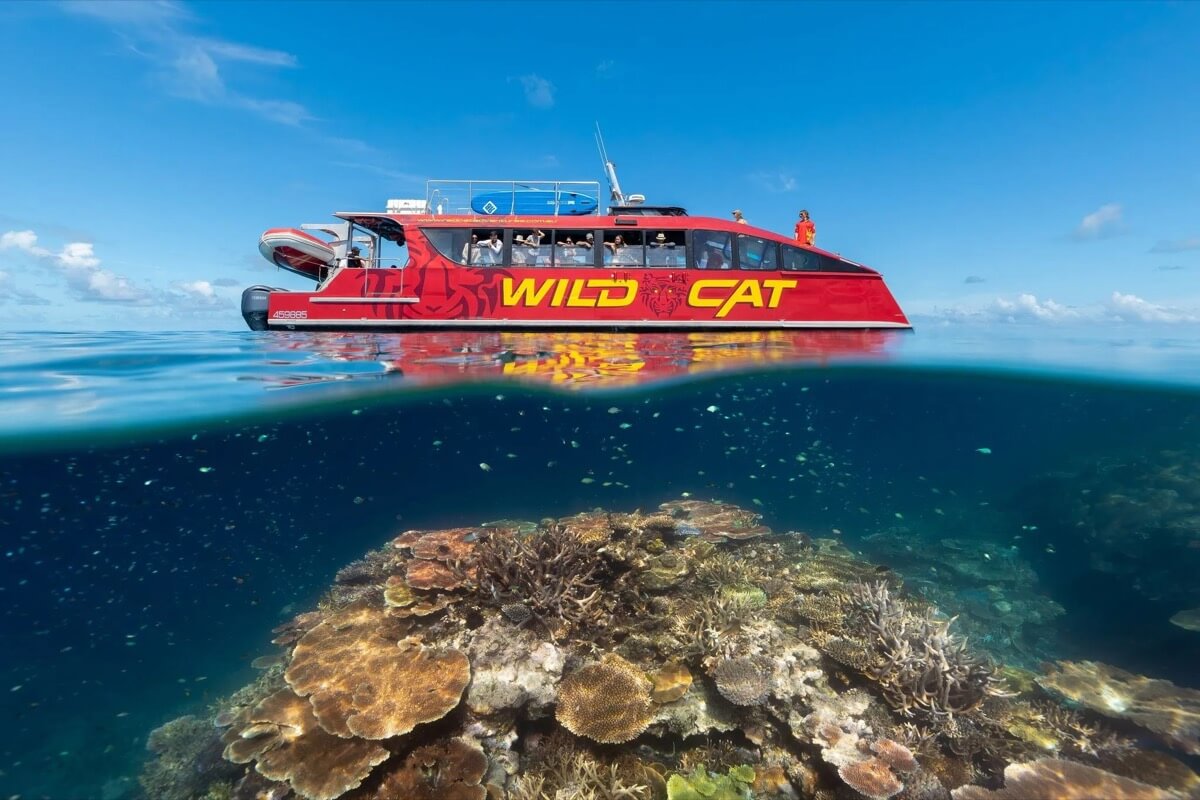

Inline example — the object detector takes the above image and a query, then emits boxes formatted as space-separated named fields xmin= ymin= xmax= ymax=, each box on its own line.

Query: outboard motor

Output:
xmin=241 ymin=285 xmax=274 ymax=331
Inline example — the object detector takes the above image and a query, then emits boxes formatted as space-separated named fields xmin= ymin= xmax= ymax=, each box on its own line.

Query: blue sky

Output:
xmin=1 ymin=0 xmax=1198 ymax=329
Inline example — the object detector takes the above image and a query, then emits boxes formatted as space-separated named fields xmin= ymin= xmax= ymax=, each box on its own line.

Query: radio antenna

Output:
xmin=595 ymin=123 xmax=625 ymax=206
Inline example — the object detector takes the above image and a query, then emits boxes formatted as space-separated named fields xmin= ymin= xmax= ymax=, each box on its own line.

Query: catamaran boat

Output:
xmin=242 ymin=142 xmax=909 ymax=332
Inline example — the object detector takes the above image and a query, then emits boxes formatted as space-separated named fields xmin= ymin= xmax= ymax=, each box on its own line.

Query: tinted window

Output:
xmin=646 ymin=230 xmax=686 ymax=267
xmin=422 ymin=228 xmax=474 ymax=264
xmin=737 ymin=235 xmax=779 ymax=270
xmin=781 ymin=245 xmax=866 ymax=273
xmin=691 ymin=230 xmax=733 ymax=269
xmin=552 ymin=230 xmax=597 ymax=267
xmin=603 ymin=231 xmax=645 ymax=267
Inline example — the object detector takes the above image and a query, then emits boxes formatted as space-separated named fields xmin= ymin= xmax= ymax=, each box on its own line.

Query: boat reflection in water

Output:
xmin=260 ymin=329 xmax=905 ymax=391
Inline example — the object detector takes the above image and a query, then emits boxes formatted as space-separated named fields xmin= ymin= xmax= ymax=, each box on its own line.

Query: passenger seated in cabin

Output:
xmin=705 ymin=246 xmax=725 ymax=270
xmin=345 ymin=246 xmax=364 ymax=268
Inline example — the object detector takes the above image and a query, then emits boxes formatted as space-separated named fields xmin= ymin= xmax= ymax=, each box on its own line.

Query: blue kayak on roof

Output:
xmin=471 ymin=189 xmax=598 ymax=216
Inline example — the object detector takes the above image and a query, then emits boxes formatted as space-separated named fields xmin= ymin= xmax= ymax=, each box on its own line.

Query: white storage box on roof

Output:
xmin=386 ymin=198 xmax=428 ymax=215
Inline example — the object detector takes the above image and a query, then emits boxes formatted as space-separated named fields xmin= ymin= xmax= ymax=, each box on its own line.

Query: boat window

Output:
xmin=552 ymin=230 xmax=597 ymax=267
xmin=423 ymin=227 xmax=476 ymax=265
xmin=691 ymin=230 xmax=733 ymax=270
xmin=737 ymin=235 xmax=779 ymax=271
xmin=646 ymin=231 xmax=686 ymax=268
xmin=781 ymin=245 xmax=867 ymax=273
xmin=603 ymin=231 xmax=645 ymax=267
xmin=511 ymin=228 xmax=551 ymax=267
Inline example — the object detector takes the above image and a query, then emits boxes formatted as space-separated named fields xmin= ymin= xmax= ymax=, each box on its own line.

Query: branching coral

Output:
xmin=844 ymin=581 xmax=1005 ymax=719
xmin=474 ymin=527 xmax=606 ymax=637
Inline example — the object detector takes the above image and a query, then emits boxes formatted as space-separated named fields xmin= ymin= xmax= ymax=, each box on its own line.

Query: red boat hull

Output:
xmin=252 ymin=215 xmax=910 ymax=331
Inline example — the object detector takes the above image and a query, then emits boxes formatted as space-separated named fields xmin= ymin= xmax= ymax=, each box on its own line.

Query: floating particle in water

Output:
xmin=976 ymin=447 xmax=992 ymax=454
xmin=479 ymin=463 xmax=492 ymax=472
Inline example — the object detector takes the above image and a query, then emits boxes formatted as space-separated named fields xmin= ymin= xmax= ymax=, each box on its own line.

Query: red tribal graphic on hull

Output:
xmin=640 ymin=273 xmax=688 ymax=317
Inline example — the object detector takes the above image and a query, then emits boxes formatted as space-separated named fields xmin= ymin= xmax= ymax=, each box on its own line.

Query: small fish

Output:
xmin=479 ymin=463 xmax=491 ymax=472
xmin=976 ymin=447 xmax=992 ymax=455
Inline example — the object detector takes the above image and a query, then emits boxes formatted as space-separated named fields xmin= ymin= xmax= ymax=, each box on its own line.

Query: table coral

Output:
xmin=950 ymin=758 xmax=1175 ymax=800
xmin=284 ymin=603 xmax=469 ymax=739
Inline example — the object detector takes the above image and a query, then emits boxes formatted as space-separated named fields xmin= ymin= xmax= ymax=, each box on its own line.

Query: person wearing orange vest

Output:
xmin=794 ymin=209 xmax=816 ymax=245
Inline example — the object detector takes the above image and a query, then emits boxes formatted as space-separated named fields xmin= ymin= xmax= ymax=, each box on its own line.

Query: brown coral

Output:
xmin=348 ymin=738 xmax=487 ymax=800
xmin=1037 ymin=660 xmax=1200 ymax=755
xmin=838 ymin=757 xmax=904 ymax=800
xmin=284 ymin=603 xmax=469 ymax=739
xmin=659 ymin=499 xmax=771 ymax=542
xmin=406 ymin=558 xmax=467 ymax=591
xmin=649 ymin=662 xmax=693 ymax=703
xmin=556 ymin=654 xmax=655 ymax=744
xmin=409 ymin=528 xmax=478 ymax=563
xmin=712 ymin=656 xmax=773 ymax=706
xmin=950 ymin=758 xmax=1174 ymax=800
xmin=872 ymin=739 xmax=918 ymax=773
xmin=222 ymin=689 xmax=388 ymax=800
xmin=556 ymin=510 xmax=616 ymax=544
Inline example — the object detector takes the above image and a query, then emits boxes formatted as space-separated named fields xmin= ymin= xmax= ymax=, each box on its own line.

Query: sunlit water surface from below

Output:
xmin=0 ymin=325 xmax=1198 ymax=799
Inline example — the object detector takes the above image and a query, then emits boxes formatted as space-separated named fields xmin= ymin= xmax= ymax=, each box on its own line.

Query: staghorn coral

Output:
xmin=556 ymin=653 xmax=655 ymax=744
xmin=838 ymin=757 xmax=904 ymax=800
xmin=222 ymin=689 xmax=389 ymax=800
xmin=1036 ymin=660 xmax=1200 ymax=755
xmin=284 ymin=602 xmax=469 ymax=739
xmin=474 ymin=526 xmax=606 ymax=637
xmin=346 ymin=738 xmax=487 ymax=800
xmin=950 ymin=758 xmax=1175 ymax=800
xmin=713 ymin=656 xmax=773 ymax=706
xmin=844 ymin=581 xmax=1004 ymax=718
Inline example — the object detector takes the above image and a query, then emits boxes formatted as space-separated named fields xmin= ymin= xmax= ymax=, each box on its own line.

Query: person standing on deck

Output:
xmin=732 ymin=209 xmax=748 ymax=225
xmin=794 ymin=210 xmax=816 ymax=245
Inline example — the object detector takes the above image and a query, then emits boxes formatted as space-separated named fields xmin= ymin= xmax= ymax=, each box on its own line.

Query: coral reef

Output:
xmin=950 ymin=758 xmax=1175 ymax=799
xmin=135 ymin=499 xmax=1200 ymax=800
xmin=1037 ymin=660 xmax=1200 ymax=755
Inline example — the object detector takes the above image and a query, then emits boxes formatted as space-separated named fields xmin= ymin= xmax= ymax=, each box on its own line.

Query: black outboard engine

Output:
xmin=241 ymin=285 xmax=274 ymax=331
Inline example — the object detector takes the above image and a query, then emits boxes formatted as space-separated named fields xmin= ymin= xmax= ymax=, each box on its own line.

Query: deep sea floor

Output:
xmin=0 ymin=330 xmax=1198 ymax=799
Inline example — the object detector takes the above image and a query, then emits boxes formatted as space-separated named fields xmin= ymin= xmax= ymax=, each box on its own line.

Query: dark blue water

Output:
xmin=1 ymin=328 xmax=1199 ymax=799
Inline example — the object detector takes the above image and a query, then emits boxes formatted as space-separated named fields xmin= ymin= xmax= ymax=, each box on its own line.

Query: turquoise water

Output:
xmin=1 ymin=327 xmax=1199 ymax=799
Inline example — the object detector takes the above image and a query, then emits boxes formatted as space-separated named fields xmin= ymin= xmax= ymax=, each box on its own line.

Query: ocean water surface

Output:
xmin=1 ymin=326 xmax=1199 ymax=800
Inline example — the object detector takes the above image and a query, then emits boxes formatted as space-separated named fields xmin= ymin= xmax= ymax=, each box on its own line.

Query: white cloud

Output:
xmin=1108 ymin=291 xmax=1200 ymax=323
xmin=57 ymin=242 xmax=101 ymax=268
xmin=514 ymin=74 xmax=555 ymax=108
xmin=749 ymin=171 xmax=798 ymax=193
xmin=1 ymin=228 xmax=148 ymax=304
xmin=1072 ymin=203 xmax=1124 ymax=240
xmin=1149 ymin=237 xmax=1200 ymax=254
xmin=1 ymin=229 xmax=50 ymax=256
xmin=919 ymin=290 xmax=1200 ymax=325
xmin=64 ymin=1 xmax=308 ymax=126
